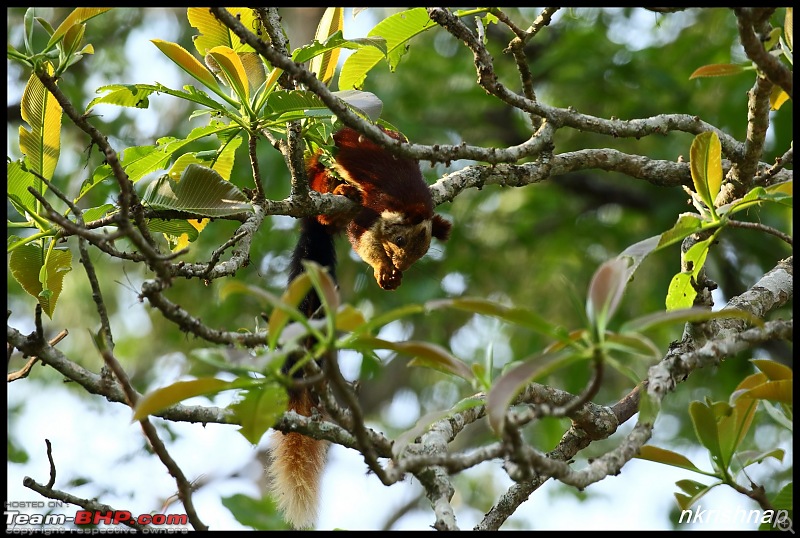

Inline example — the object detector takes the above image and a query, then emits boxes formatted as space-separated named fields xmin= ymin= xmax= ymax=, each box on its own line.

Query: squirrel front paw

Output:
xmin=376 ymin=266 xmax=402 ymax=290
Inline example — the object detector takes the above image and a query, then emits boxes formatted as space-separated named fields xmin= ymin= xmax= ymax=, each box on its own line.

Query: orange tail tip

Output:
xmin=268 ymin=429 xmax=329 ymax=528
xmin=268 ymin=390 xmax=329 ymax=529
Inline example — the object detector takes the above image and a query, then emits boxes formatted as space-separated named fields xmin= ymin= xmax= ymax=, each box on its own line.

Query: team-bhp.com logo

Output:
xmin=6 ymin=503 xmax=189 ymax=532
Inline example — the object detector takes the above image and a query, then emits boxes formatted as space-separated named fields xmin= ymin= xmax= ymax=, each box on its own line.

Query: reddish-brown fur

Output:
xmin=269 ymin=126 xmax=451 ymax=528
xmin=306 ymin=126 xmax=451 ymax=289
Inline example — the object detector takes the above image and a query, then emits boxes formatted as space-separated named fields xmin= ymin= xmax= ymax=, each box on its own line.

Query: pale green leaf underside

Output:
xmin=142 ymin=164 xmax=251 ymax=217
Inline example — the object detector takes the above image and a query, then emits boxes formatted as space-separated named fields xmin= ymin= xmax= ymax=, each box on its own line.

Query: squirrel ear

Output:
xmin=431 ymin=214 xmax=452 ymax=241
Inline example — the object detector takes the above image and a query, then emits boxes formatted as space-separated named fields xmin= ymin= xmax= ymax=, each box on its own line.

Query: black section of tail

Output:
xmin=288 ymin=217 xmax=337 ymax=318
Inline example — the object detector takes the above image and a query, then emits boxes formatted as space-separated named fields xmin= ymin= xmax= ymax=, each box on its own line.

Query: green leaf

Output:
xmin=133 ymin=377 xmax=256 ymax=421
xmin=9 ymin=244 xmax=71 ymax=318
xmin=737 ymin=448 xmax=785 ymax=469
xmin=719 ymin=185 xmax=793 ymax=216
xmin=717 ymin=391 xmax=757 ymax=470
xmin=7 ymin=160 xmax=39 ymax=219
xmin=114 ymin=144 xmax=159 ymax=183
xmin=81 ymin=203 xmax=115 ymax=223
xmin=167 ymin=133 xmax=242 ymax=182
xmin=146 ymin=219 xmax=200 ymax=242
xmin=221 ymin=493 xmax=288 ymax=530
xmin=142 ymin=164 xmax=251 ymax=217
xmin=47 ymin=8 xmax=110 ymax=49
xmin=308 ymin=8 xmax=343 ymax=85
xmin=121 ymin=122 xmax=236 ymax=183
xmin=19 ymin=65 xmax=62 ymax=183
xmin=267 ymin=272 xmax=313 ymax=351
xmin=688 ymin=400 xmax=725 ymax=471
xmin=339 ymin=8 xmax=437 ymax=90
xmin=689 ymin=63 xmax=746 ymax=79
xmin=665 ymin=237 xmax=714 ymax=311
xmin=621 ymin=306 xmax=763 ymax=334
xmin=665 ymin=272 xmax=695 ymax=311
xmin=61 ymin=23 xmax=86 ymax=59
xmin=764 ymin=27 xmax=783 ymax=51
xmin=772 ymin=481 xmax=793 ymax=511
xmin=635 ymin=445 xmax=710 ymax=475
xmin=425 ymin=297 xmax=561 ymax=341
xmin=264 ymin=89 xmax=383 ymax=126
xmin=23 ymin=8 xmax=35 ymax=55
xmin=689 ymin=131 xmax=722 ymax=215
xmin=674 ymin=479 xmax=719 ymax=511
xmin=86 ymin=84 xmax=154 ymax=110
xmin=351 ymin=337 xmax=474 ymax=383
xmin=294 ymin=32 xmax=388 ymax=66
xmin=656 ymin=214 xmax=705 ymax=250
xmin=303 ymin=260 xmax=340 ymax=320
xmin=344 ymin=304 xmax=426 ymax=338
xmin=761 ymin=400 xmax=793 ymax=431
xmin=485 ymin=349 xmax=573 ymax=434
xmin=230 ymin=383 xmax=289 ymax=445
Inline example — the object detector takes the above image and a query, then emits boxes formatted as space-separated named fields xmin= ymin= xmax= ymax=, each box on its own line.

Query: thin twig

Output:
xmin=7 ymin=329 xmax=68 ymax=382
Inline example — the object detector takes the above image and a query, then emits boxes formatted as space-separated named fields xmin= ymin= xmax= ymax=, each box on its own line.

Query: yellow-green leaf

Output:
xmin=7 ymin=160 xmax=39 ymax=219
xmin=666 ymin=272 xmax=695 ymax=311
xmin=239 ymin=52 xmax=266 ymax=94
xmin=9 ymin=245 xmax=72 ymax=318
xmin=133 ymin=377 xmax=244 ymax=420
xmin=188 ymin=7 xmax=259 ymax=55
xmin=689 ymin=131 xmax=722 ymax=213
xmin=740 ymin=380 xmax=793 ymax=404
xmin=206 ymin=46 xmax=250 ymax=103
xmin=339 ymin=8 xmax=435 ymax=90
xmin=151 ymin=39 xmax=221 ymax=93
xmin=167 ymin=134 xmax=242 ymax=182
xmin=309 ymin=7 xmax=344 ymax=85
xmin=19 ymin=65 xmax=62 ymax=182
xmin=47 ymin=8 xmax=111 ymax=49
xmin=674 ymin=479 xmax=718 ymax=511
xmin=752 ymin=358 xmax=793 ymax=381
xmin=635 ymin=445 xmax=708 ymax=475
xmin=334 ymin=304 xmax=367 ymax=332
xmin=770 ymin=85 xmax=790 ymax=111
xmin=62 ymin=23 xmax=86 ymax=58
xmin=268 ymin=273 xmax=312 ymax=350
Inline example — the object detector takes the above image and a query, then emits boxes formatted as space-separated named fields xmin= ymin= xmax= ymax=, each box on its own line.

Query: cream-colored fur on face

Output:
xmin=379 ymin=212 xmax=432 ymax=271
xmin=353 ymin=212 xmax=433 ymax=289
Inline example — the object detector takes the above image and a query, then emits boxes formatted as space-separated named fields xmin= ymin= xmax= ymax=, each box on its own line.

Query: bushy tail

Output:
xmin=268 ymin=389 xmax=329 ymax=529
xmin=269 ymin=215 xmax=336 ymax=529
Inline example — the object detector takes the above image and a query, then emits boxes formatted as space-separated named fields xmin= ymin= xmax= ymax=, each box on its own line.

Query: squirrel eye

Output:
xmin=394 ymin=236 xmax=406 ymax=246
